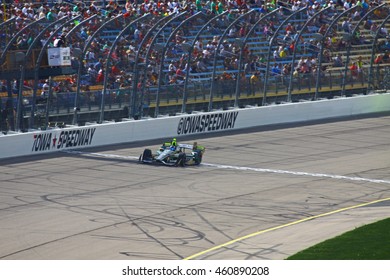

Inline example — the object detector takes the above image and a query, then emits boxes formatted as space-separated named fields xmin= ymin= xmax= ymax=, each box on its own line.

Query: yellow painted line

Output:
xmin=184 ymin=197 xmax=390 ymax=260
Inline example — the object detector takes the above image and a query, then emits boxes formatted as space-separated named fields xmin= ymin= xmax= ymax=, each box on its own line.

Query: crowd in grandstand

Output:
xmin=1 ymin=0 xmax=390 ymax=106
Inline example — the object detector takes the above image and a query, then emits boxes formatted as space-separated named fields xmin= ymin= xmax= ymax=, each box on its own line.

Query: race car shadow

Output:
xmin=61 ymin=150 xmax=202 ymax=168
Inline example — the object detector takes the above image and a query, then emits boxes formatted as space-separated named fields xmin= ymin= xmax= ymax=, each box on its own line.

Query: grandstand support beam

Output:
xmin=152 ymin=12 xmax=190 ymax=118
xmin=182 ymin=11 xmax=228 ymax=114
xmin=2 ymin=2 xmax=6 ymax=21
xmin=18 ymin=18 xmax=68 ymax=132
xmin=73 ymin=14 xmax=123 ymax=125
xmin=44 ymin=76 xmax=53 ymax=130
xmin=287 ymin=7 xmax=327 ymax=102
xmin=262 ymin=8 xmax=302 ymax=106
xmin=17 ymin=16 xmax=69 ymax=131
xmin=341 ymin=4 xmax=385 ymax=96
xmin=234 ymin=9 xmax=280 ymax=108
xmin=64 ymin=14 xmax=98 ymax=43
xmin=137 ymin=12 xmax=187 ymax=118
xmin=0 ymin=17 xmax=16 ymax=55
xmin=100 ymin=13 xmax=151 ymax=123
xmin=314 ymin=6 xmax=357 ymax=100
xmin=0 ymin=16 xmax=14 ymax=29
xmin=16 ymin=64 xmax=26 ymax=132
xmin=30 ymin=15 xmax=83 ymax=129
xmin=131 ymin=14 xmax=175 ymax=119
xmin=208 ymin=10 xmax=255 ymax=112
xmin=155 ymin=12 xmax=202 ymax=118
xmin=0 ymin=17 xmax=43 ymax=67
xmin=0 ymin=16 xmax=15 ymax=31
xmin=367 ymin=13 xmax=390 ymax=93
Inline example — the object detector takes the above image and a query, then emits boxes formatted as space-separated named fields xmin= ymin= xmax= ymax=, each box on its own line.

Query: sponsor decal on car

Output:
xmin=31 ymin=128 xmax=96 ymax=152
xmin=177 ymin=111 xmax=239 ymax=135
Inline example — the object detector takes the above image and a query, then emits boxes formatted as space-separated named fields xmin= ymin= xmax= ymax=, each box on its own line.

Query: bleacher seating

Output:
xmin=1 ymin=1 xmax=390 ymax=131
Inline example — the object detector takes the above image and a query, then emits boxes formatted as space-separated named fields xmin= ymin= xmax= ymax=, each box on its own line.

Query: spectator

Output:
xmin=196 ymin=59 xmax=208 ymax=72
xmin=169 ymin=61 xmax=177 ymax=72
xmin=271 ymin=63 xmax=281 ymax=75
xmin=282 ymin=63 xmax=290 ymax=76
xmin=279 ymin=47 xmax=288 ymax=59
xmin=96 ymin=69 xmax=104 ymax=84
xmin=342 ymin=18 xmax=351 ymax=33
xmin=46 ymin=9 xmax=55 ymax=21
xmin=250 ymin=71 xmax=260 ymax=85
xmin=41 ymin=80 xmax=49 ymax=98
xmin=88 ymin=65 xmax=97 ymax=83
xmin=112 ymin=64 xmax=121 ymax=76
xmin=357 ymin=56 xmax=363 ymax=72
xmin=217 ymin=1 xmax=224 ymax=14
xmin=374 ymin=54 xmax=383 ymax=64
xmin=383 ymin=52 xmax=390 ymax=63
xmin=380 ymin=26 xmax=388 ymax=37
xmin=53 ymin=34 xmax=66 ymax=48
xmin=349 ymin=62 xmax=358 ymax=79
xmin=211 ymin=0 xmax=218 ymax=14
xmin=16 ymin=34 xmax=28 ymax=49
xmin=333 ymin=54 xmax=343 ymax=67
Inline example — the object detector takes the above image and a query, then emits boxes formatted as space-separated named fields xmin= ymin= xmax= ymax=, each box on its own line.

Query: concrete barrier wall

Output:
xmin=1 ymin=93 xmax=389 ymax=159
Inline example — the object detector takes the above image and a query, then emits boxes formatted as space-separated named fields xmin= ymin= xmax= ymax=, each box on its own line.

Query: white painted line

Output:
xmin=64 ymin=150 xmax=139 ymax=160
xmin=64 ymin=150 xmax=390 ymax=185
xmin=202 ymin=163 xmax=390 ymax=185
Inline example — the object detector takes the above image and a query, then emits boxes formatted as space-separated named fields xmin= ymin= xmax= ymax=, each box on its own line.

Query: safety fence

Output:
xmin=1 ymin=3 xmax=390 ymax=133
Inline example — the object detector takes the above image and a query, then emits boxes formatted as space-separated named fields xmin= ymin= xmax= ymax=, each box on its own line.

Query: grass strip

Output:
xmin=287 ymin=218 xmax=390 ymax=260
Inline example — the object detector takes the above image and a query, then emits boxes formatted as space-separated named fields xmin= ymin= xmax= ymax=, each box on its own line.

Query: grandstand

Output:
xmin=1 ymin=0 xmax=390 ymax=133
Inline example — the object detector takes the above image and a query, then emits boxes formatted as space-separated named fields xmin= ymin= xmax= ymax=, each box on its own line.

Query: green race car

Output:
xmin=139 ymin=141 xmax=205 ymax=167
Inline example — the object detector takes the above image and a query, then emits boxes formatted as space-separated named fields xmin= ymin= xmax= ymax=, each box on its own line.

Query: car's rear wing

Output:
xmin=178 ymin=143 xmax=194 ymax=149
xmin=179 ymin=143 xmax=205 ymax=152
xmin=161 ymin=142 xmax=205 ymax=152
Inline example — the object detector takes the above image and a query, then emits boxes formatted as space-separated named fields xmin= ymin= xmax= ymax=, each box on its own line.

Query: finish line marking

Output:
xmin=64 ymin=150 xmax=390 ymax=185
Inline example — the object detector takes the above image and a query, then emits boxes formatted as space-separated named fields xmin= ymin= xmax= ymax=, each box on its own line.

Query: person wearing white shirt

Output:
xmin=169 ymin=61 xmax=177 ymax=72
xmin=228 ymin=26 xmax=236 ymax=37
xmin=41 ymin=81 xmax=49 ymax=98
xmin=292 ymin=2 xmax=299 ymax=12
xmin=58 ymin=8 xmax=66 ymax=18
xmin=273 ymin=49 xmax=279 ymax=60
xmin=39 ymin=10 xmax=46 ymax=19
xmin=22 ymin=5 xmax=28 ymax=16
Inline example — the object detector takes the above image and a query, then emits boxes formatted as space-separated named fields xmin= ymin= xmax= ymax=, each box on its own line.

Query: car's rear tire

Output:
xmin=141 ymin=149 xmax=152 ymax=161
xmin=193 ymin=151 xmax=202 ymax=165
xmin=175 ymin=152 xmax=186 ymax=167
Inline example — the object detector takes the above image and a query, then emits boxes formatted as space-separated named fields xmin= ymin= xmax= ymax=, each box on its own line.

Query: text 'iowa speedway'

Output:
xmin=32 ymin=128 xmax=96 ymax=152
xmin=177 ymin=111 xmax=239 ymax=135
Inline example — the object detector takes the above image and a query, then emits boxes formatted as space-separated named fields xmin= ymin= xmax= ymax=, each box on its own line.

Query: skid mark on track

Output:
xmin=64 ymin=150 xmax=390 ymax=185
xmin=184 ymin=197 xmax=390 ymax=260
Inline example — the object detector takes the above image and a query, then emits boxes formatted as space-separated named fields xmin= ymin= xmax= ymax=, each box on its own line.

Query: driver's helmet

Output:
xmin=170 ymin=146 xmax=176 ymax=151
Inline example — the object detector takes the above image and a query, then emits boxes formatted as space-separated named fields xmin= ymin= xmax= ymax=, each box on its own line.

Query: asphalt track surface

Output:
xmin=1 ymin=114 xmax=389 ymax=260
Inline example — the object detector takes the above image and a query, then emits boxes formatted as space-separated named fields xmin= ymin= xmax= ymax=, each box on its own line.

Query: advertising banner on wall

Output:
xmin=47 ymin=47 xmax=71 ymax=66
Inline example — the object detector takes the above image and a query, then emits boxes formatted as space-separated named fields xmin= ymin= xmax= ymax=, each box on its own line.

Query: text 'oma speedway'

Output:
xmin=32 ymin=128 xmax=96 ymax=151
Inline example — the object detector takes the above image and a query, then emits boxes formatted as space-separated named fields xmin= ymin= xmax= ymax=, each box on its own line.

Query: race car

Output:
xmin=139 ymin=141 xmax=205 ymax=167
